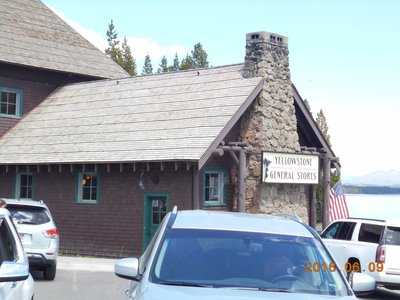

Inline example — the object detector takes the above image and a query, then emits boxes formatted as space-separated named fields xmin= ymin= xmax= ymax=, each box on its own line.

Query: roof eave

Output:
xmin=291 ymin=83 xmax=336 ymax=159
xmin=0 ymin=59 xmax=116 ymax=80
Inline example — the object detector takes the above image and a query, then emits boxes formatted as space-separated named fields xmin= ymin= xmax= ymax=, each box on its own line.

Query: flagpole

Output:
xmin=322 ymin=151 xmax=331 ymax=229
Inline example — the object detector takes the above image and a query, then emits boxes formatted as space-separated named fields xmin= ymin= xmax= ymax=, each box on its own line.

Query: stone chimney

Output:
xmin=242 ymin=31 xmax=299 ymax=153
xmin=240 ymin=31 xmax=307 ymax=220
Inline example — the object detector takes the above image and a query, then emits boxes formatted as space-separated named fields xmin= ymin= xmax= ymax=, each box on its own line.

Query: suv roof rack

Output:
xmin=167 ymin=206 xmax=178 ymax=229
xmin=274 ymin=213 xmax=303 ymax=223
xmin=348 ymin=217 xmax=386 ymax=223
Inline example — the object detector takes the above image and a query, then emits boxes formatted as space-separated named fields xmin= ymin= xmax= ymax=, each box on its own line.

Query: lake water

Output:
xmin=346 ymin=194 xmax=400 ymax=220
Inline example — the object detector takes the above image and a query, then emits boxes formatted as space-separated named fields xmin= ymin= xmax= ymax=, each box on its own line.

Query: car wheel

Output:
xmin=43 ymin=262 xmax=56 ymax=281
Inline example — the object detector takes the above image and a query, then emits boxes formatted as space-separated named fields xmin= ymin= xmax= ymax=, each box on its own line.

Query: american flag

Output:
xmin=328 ymin=181 xmax=349 ymax=222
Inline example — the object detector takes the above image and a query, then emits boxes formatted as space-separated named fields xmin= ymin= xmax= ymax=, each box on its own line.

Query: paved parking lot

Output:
xmin=34 ymin=256 xmax=127 ymax=300
xmin=367 ymin=289 xmax=400 ymax=300
xmin=34 ymin=256 xmax=400 ymax=300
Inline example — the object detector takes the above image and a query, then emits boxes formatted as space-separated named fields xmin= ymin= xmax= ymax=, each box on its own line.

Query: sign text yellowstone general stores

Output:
xmin=262 ymin=152 xmax=319 ymax=184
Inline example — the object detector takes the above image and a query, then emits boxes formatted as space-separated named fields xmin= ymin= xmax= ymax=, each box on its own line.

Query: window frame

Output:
xmin=76 ymin=171 xmax=100 ymax=204
xmin=15 ymin=172 xmax=34 ymax=200
xmin=0 ymin=86 xmax=23 ymax=118
xmin=203 ymin=167 xmax=227 ymax=207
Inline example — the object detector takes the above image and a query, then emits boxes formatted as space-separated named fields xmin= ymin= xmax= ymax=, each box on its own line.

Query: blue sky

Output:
xmin=44 ymin=0 xmax=400 ymax=178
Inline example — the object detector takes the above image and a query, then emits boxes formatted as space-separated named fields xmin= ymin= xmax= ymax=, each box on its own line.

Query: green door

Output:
xmin=143 ymin=193 xmax=168 ymax=250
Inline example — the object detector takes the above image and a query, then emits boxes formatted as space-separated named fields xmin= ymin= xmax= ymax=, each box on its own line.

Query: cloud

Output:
xmin=321 ymin=103 xmax=400 ymax=177
xmin=49 ymin=6 xmax=188 ymax=70
xmin=125 ymin=36 xmax=187 ymax=67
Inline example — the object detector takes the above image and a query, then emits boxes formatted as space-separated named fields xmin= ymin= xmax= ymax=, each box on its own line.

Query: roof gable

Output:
xmin=0 ymin=0 xmax=127 ymax=79
xmin=292 ymin=84 xmax=336 ymax=158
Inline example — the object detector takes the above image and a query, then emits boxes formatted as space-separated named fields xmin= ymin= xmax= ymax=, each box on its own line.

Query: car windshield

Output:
xmin=151 ymin=229 xmax=350 ymax=296
xmin=7 ymin=204 xmax=50 ymax=225
xmin=384 ymin=227 xmax=400 ymax=245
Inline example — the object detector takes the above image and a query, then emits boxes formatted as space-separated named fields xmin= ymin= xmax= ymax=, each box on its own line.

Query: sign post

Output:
xmin=262 ymin=152 xmax=319 ymax=184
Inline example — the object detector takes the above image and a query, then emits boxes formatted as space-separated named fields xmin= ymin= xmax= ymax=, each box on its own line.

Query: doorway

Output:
xmin=143 ymin=193 xmax=168 ymax=250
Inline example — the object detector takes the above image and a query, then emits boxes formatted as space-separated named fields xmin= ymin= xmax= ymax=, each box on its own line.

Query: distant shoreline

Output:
xmin=344 ymin=185 xmax=400 ymax=195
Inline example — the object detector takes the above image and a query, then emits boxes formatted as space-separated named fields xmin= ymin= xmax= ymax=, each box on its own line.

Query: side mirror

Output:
xmin=115 ymin=258 xmax=140 ymax=281
xmin=350 ymin=273 xmax=376 ymax=296
xmin=0 ymin=262 xmax=29 ymax=282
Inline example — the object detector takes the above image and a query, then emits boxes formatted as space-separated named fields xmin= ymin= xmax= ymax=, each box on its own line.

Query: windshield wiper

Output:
xmin=258 ymin=287 xmax=292 ymax=293
xmin=224 ymin=287 xmax=292 ymax=293
xmin=16 ymin=221 xmax=35 ymax=225
xmin=158 ymin=280 xmax=213 ymax=288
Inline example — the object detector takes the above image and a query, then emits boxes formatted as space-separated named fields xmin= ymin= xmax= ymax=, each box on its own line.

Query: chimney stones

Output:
xmin=240 ymin=31 xmax=308 ymax=221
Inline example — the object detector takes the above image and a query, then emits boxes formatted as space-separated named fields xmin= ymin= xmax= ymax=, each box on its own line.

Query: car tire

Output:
xmin=43 ymin=262 xmax=56 ymax=281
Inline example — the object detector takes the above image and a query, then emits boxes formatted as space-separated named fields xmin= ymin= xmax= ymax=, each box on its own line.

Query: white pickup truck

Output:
xmin=321 ymin=218 xmax=400 ymax=290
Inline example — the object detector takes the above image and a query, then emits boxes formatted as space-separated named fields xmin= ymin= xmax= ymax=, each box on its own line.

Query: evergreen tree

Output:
xmin=142 ymin=55 xmax=153 ymax=75
xmin=191 ymin=42 xmax=209 ymax=68
xmin=172 ymin=53 xmax=180 ymax=71
xmin=158 ymin=56 xmax=168 ymax=73
xmin=316 ymin=109 xmax=331 ymax=146
xmin=180 ymin=54 xmax=194 ymax=70
xmin=121 ymin=37 xmax=137 ymax=76
xmin=105 ymin=20 xmax=123 ymax=66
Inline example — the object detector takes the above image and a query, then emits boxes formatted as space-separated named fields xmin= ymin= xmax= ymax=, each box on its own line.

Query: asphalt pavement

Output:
xmin=34 ymin=256 xmax=127 ymax=300
xmin=366 ymin=288 xmax=400 ymax=300
xmin=34 ymin=256 xmax=400 ymax=300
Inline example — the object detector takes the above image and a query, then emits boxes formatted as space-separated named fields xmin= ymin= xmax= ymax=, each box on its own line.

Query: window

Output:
xmin=152 ymin=198 xmax=167 ymax=225
xmin=7 ymin=205 xmax=50 ymax=225
xmin=384 ymin=227 xmax=400 ymax=246
xmin=204 ymin=168 xmax=227 ymax=206
xmin=0 ymin=218 xmax=16 ymax=263
xmin=0 ymin=87 xmax=22 ymax=117
xmin=335 ymin=222 xmax=356 ymax=240
xmin=322 ymin=221 xmax=356 ymax=241
xmin=322 ymin=222 xmax=340 ymax=239
xmin=77 ymin=172 xmax=99 ymax=203
xmin=150 ymin=229 xmax=350 ymax=296
xmin=358 ymin=223 xmax=384 ymax=243
xmin=16 ymin=173 xmax=33 ymax=199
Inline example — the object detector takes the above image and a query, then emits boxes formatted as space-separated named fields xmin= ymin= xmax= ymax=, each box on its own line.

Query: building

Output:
xmin=0 ymin=0 xmax=337 ymax=256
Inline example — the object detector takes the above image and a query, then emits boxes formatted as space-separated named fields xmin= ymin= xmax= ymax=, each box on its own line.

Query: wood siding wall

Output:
xmin=0 ymin=63 xmax=97 ymax=137
xmin=0 ymin=164 xmax=194 ymax=257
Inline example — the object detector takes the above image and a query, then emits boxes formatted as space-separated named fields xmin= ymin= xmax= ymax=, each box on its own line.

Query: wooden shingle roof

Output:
xmin=0 ymin=0 xmax=128 ymax=79
xmin=0 ymin=64 xmax=263 ymax=165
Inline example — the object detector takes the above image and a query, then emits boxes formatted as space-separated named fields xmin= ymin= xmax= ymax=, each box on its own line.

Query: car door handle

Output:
xmin=11 ymin=282 xmax=17 ymax=288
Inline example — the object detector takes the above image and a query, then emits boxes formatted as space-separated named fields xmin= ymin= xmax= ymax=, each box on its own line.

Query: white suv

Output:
xmin=3 ymin=198 xmax=59 ymax=280
xmin=0 ymin=208 xmax=34 ymax=300
xmin=115 ymin=209 xmax=375 ymax=299
xmin=321 ymin=218 xmax=400 ymax=290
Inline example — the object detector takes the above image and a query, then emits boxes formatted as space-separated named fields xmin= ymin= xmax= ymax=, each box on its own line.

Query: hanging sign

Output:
xmin=262 ymin=152 xmax=319 ymax=184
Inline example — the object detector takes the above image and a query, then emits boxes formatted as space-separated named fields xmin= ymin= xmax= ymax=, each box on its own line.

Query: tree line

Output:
xmin=105 ymin=20 xmax=209 ymax=76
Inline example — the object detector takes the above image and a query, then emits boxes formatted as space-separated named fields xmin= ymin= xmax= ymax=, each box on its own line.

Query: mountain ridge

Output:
xmin=344 ymin=169 xmax=400 ymax=187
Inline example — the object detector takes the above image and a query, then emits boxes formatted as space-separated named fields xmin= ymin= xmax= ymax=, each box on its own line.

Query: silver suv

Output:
xmin=115 ymin=209 xmax=376 ymax=299
xmin=3 ymin=198 xmax=59 ymax=280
